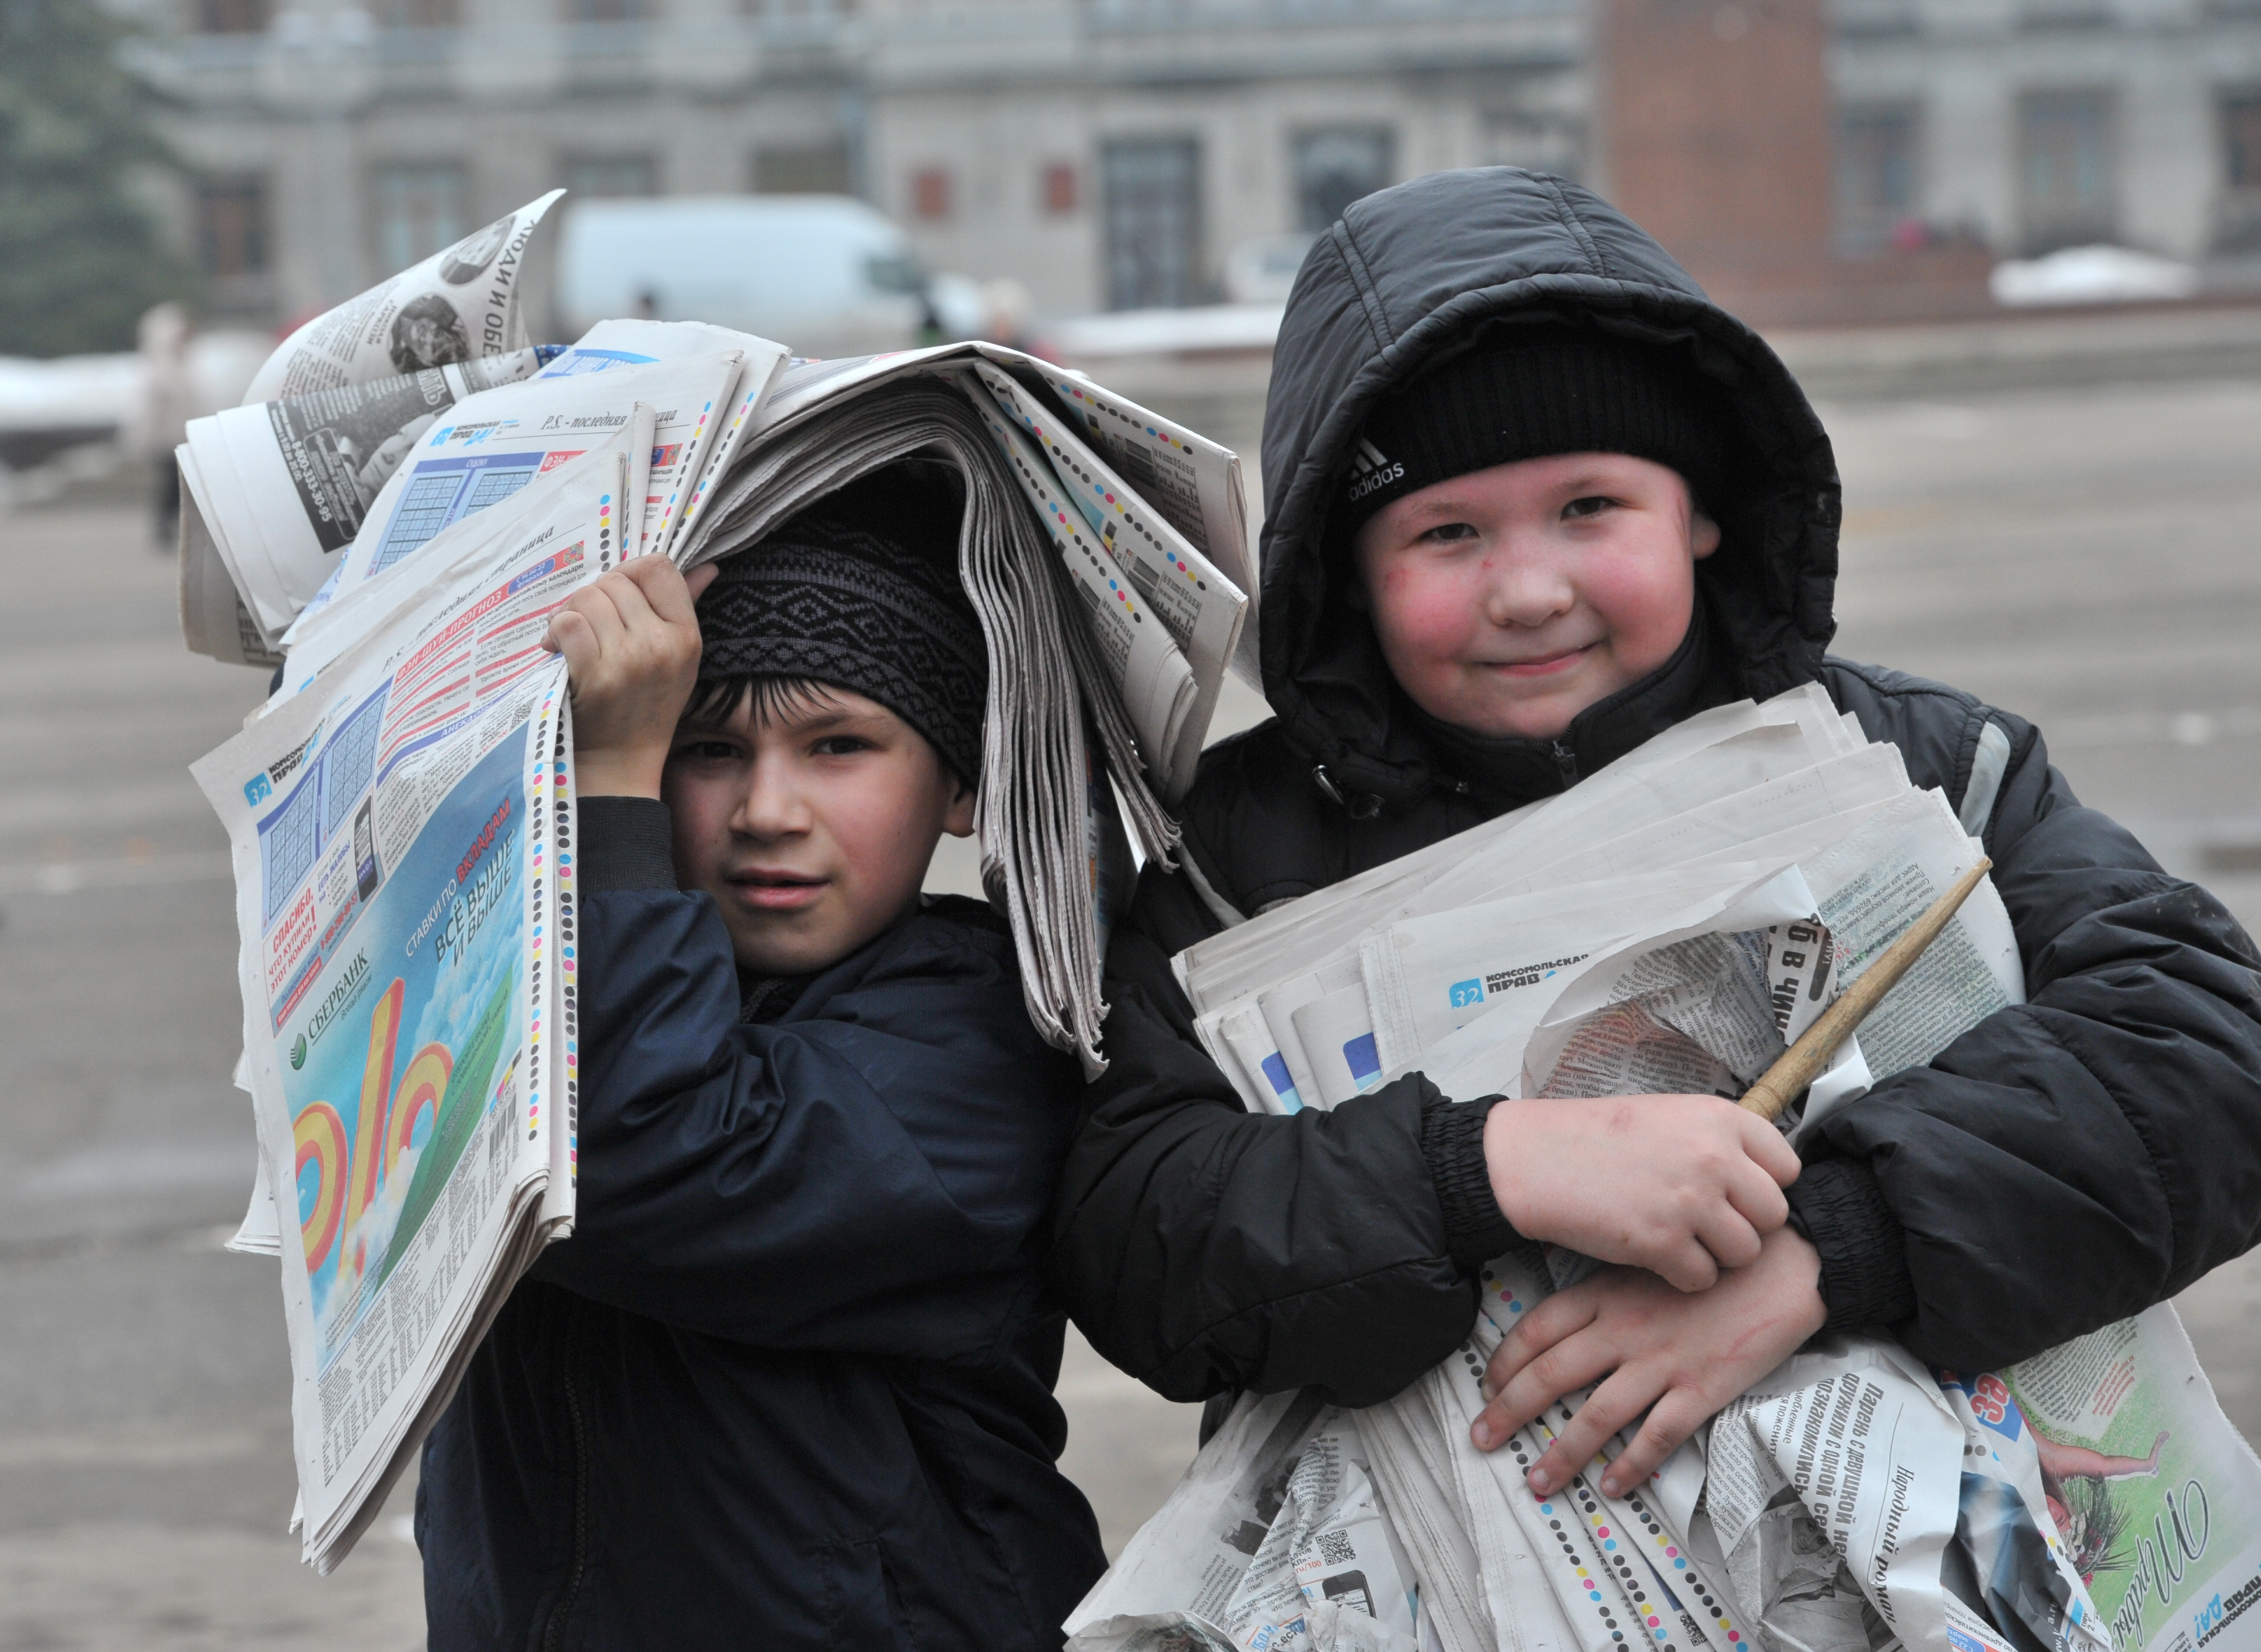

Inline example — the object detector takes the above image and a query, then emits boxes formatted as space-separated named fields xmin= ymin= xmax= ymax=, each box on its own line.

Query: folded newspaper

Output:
xmin=1071 ymin=684 xmax=2261 ymax=1652
xmin=191 ymin=221 xmax=1260 ymax=1569
xmin=180 ymin=191 xmax=570 ymax=662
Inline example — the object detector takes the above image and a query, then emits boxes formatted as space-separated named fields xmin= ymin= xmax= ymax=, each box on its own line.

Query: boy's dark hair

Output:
xmin=692 ymin=463 xmax=986 ymax=786
xmin=680 ymin=673 xmax=856 ymax=735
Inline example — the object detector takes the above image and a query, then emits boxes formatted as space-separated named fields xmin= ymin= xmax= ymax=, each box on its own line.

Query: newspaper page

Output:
xmin=181 ymin=346 xmax=558 ymax=643
xmin=191 ymin=449 xmax=614 ymax=1568
xmin=1675 ymin=1328 xmax=2127 ymax=1652
xmin=244 ymin=191 xmax=564 ymax=404
xmin=1068 ymin=1389 xmax=1334 ymax=1645
xmin=1698 ymin=1338 xmax=1969 ymax=1652
xmin=708 ymin=342 xmax=1253 ymax=648
xmin=1170 ymin=691 xmax=1846 ymax=1020
xmin=272 ymin=414 xmax=654 ymax=707
xmin=324 ymin=352 xmax=740 ymax=606
xmin=1181 ymin=694 xmax=1878 ymax=1114
xmin=1212 ymin=1414 xmax=1421 ymax=1651
xmin=1032 ymin=362 xmax=1257 ymax=682
xmin=534 ymin=318 xmax=788 ymax=560
xmin=667 ymin=341 xmax=1244 ymax=803
xmin=682 ymin=341 xmax=1251 ymax=604
xmin=1439 ymin=1289 xmax=1705 ymax=1652
xmin=971 ymin=360 xmax=1247 ymax=747
xmin=272 ymin=320 xmax=780 ymax=645
xmin=530 ymin=318 xmax=788 ymax=561
xmin=1066 ymin=1393 xmax=1421 ymax=1652
xmin=965 ymin=381 xmax=1204 ymax=798
xmin=178 ymin=465 xmax=284 ymax=668
xmin=1355 ymin=1392 xmax=1498 ymax=1652
xmin=2000 ymin=1306 xmax=2261 ymax=1652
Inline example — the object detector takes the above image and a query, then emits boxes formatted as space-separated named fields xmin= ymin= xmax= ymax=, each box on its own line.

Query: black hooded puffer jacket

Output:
xmin=1048 ymin=167 xmax=2261 ymax=1405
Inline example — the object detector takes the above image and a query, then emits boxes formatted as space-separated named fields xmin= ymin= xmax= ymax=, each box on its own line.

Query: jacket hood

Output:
xmin=1257 ymin=166 xmax=1843 ymax=811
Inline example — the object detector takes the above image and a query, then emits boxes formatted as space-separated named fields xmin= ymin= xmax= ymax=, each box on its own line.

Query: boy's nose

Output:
xmin=732 ymin=765 xmax=813 ymax=839
xmin=1479 ymin=544 xmax=1576 ymax=629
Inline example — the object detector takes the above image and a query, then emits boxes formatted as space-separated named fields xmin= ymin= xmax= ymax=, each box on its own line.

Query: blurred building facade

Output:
xmin=1826 ymin=0 xmax=2261 ymax=266
xmin=120 ymin=0 xmax=2261 ymax=328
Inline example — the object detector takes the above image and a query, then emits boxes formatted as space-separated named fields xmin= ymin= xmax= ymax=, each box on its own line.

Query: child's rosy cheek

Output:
xmin=1419 ymin=607 xmax=1478 ymax=662
xmin=1383 ymin=573 xmax=1469 ymax=648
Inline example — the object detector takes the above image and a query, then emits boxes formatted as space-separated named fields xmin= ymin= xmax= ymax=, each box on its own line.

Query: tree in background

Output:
xmin=0 ymin=0 xmax=196 ymax=357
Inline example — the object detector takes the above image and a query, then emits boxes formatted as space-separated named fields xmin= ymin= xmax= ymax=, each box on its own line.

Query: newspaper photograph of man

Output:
xmin=387 ymin=295 xmax=471 ymax=374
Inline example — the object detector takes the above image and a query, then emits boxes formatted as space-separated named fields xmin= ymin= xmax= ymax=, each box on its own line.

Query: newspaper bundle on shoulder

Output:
xmin=194 ymin=425 xmax=636 ymax=1568
xmin=190 ymin=223 xmax=1262 ymax=1566
xmin=1071 ymin=683 xmax=2261 ymax=1652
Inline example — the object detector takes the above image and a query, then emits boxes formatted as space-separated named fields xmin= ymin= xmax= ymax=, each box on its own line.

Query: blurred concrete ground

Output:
xmin=5 ymin=361 xmax=2261 ymax=1646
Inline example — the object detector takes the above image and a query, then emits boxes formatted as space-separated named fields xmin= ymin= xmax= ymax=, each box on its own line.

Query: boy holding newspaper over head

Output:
xmin=1052 ymin=169 xmax=2261 ymax=1503
xmin=416 ymin=464 xmax=1108 ymax=1647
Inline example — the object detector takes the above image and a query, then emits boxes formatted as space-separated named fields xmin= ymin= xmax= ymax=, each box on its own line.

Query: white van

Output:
xmin=554 ymin=195 xmax=942 ymax=359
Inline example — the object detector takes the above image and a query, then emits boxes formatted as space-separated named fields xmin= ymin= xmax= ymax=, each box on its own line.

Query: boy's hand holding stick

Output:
xmin=1471 ymin=859 xmax=1993 ymax=1500
xmin=1738 ymin=857 xmax=1994 ymax=1123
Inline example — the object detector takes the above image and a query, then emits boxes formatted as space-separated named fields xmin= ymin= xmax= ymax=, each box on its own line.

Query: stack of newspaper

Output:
xmin=179 ymin=191 xmax=569 ymax=666
xmin=190 ymin=214 xmax=1257 ymax=1569
xmin=1069 ymin=685 xmax=2261 ymax=1652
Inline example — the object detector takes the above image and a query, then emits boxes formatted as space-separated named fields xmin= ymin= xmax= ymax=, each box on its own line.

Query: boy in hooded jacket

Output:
xmin=1050 ymin=168 xmax=2261 ymax=1502
xmin=417 ymin=467 xmax=1107 ymax=1649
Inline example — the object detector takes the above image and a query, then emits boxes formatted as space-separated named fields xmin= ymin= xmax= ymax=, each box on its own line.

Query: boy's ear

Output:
xmin=1690 ymin=508 xmax=1723 ymax=561
xmin=941 ymin=772 xmax=978 ymax=839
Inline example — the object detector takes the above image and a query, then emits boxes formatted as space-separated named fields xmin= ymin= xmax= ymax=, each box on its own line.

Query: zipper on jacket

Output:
xmin=1549 ymin=739 xmax=1580 ymax=788
xmin=541 ymin=1313 xmax=592 ymax=1652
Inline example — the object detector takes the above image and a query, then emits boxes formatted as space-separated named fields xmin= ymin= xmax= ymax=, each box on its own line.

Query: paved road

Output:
xmin=5 ymin=369 xmax=2261 ymax=1645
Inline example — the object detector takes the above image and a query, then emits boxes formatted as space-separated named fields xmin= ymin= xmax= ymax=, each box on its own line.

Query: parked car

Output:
xmin=553 ymin=195 xmax=971 ymax=358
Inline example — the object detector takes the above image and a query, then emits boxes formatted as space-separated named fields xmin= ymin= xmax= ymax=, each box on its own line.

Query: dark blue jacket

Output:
xmin=419 ymin=797 xmax=1107 ymax=1650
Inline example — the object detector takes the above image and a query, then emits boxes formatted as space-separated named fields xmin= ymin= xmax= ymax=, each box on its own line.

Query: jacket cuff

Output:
xmin=1784 ymin=1157 xmax=1916 ymax=1335
xmin=578 ymin=796 xmax=677 ymax=893
xmin=1420 ymin=1094 xmax=1522 ymax=1269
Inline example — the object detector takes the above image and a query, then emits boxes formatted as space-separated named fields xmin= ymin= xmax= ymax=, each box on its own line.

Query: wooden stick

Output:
xmin=1739 ymin=858 xmax=1994 ymax=1122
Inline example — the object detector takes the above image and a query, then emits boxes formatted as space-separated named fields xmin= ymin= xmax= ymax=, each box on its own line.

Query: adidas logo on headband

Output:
xmin=1345 ymin=437 xmax=1405 ymax=503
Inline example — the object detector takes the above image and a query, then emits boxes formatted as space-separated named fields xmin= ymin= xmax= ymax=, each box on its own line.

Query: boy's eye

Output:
xmin=1418 ymin=522 xmax=1480 ymax=544
xmin=677 ymin=738 xmax=740 ymax=762
xmin=1563 ymin=495 xmax=1616 ymax=520
xmin=811 ymin=734 xmax=873 ymax=758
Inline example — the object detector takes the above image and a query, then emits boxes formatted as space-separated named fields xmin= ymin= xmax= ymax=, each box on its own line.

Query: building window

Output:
xmin=2218 ymin=90 xmax=2261 ymax=249
xmin=2018 ymin=0 xmax=2109 ymax=27
xmin=1042 ymin=161 xmax=1079 ymax=215
xmin=910 ymin=167 xmax=952 ymax=222
xmin=373 ymin=164 xmax=467 ymax=274
xmin=1293 ymin=129 xmax=1392 ymax=233
xmin=2225 ymin=92 xmax=2261 ymax=191
xmin=2020 ymin=90 xmax=2116 ymax=252
xmin=564 ymin=156 xmax=658 ymax=199
xmin=754 ymin=141 xmax=853 ymax=195
xmin=196 ymin=178 xmax=269 ymax=276
xmin=1836 ymin=104 xmax=1921 ymax=255
xmin=1101 ymin=136 xmax=1202 ymax=310
xmin=197 ymin=0 xmax=270 ymax=32
xmin=372 ymin=0 xmax=459 ymax=24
